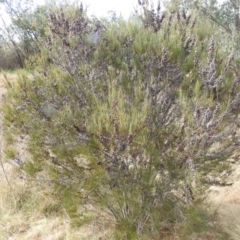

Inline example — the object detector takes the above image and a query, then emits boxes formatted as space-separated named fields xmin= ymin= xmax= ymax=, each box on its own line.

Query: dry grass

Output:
xmin=218 ymin=204 xmax=240 ymax=240
xmin=207 ymin=182 xmax=240 ymax=240
xmin=0 ymin=163 xmax=114 ymax=240
xmin=219 ymin=184 xmax=240 ymax=240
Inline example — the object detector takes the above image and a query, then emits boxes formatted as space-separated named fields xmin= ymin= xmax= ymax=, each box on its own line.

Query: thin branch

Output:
xmin=0 ymin=150 xmax=17 ymax=200
xmin=201 ymin=8 xmax=232 ymax=34
xmin=229 ymin=0 xmax=238 ymax=10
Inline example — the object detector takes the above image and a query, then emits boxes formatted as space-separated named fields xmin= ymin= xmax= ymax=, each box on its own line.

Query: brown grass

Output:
xmin=0 ymin=166 xmax=114 ymax=239
xmin=218 ymin=203 xmax=240 ymax=240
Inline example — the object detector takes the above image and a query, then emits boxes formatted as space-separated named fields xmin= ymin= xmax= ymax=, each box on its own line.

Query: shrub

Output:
xmin=3 ymin=1 xmax=240 ymax=238
xmin=0 ymin=43 xmax=23 ymax=70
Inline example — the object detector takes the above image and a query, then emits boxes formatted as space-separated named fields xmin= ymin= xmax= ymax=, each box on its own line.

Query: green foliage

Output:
xmin=0 ymin=43 xmax=22 ymax=70
xmin=3 ymin=2 xmax=240 ymax=238
xmin=0 ymin=0 xmax=56 ymax=70
xmin=170 ymin=0 xmax=240 ymax=61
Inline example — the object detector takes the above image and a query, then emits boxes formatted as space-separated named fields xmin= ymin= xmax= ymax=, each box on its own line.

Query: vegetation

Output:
xmin=0 ymin=0 xmax=47 ymax=69
xmin=1 ymin=0 xmax=240 ymax=239
xmin=171 ymin=0 xmax=240 ymax=59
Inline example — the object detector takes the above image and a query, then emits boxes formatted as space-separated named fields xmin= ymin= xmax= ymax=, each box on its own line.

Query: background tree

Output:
xmin=0 ymin=0 xmax=48 ymax=69
xmin=165 ymin=0 xmax=240 ymax=32
xmin=165 ymin=0 xmax=240 ymax=73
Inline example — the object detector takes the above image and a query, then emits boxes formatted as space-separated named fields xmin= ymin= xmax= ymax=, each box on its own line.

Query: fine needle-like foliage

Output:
xmin=3 ymin=1 xmax=240 ymax=238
